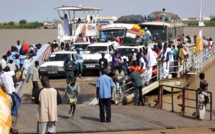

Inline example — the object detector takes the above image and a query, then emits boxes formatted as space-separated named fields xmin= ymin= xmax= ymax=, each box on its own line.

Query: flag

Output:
xmin=42 ymin=46 xmax=52 ymax=63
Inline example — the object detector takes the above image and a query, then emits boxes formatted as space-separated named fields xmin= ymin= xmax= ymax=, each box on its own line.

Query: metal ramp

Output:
xmin=142 ymin=81 xmax=159 ymax=95
xmin=186 ymin=70 xmax=198 ymax=75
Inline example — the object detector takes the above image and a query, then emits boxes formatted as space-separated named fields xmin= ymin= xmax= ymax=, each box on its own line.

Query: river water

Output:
xmin=0 ymin=27 xmax=214 ymax=115
xmin=0 ymin=27 xmax=215 ymax=56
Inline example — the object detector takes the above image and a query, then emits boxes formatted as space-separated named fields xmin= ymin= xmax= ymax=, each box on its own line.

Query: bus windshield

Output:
xmin=139 ymin=25 xmax=167 ymax=42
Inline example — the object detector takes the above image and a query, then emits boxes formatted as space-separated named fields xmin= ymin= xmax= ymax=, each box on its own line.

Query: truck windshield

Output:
xmin=48 ymin=54 xmax=70 ymax=61
xmin=71 ymin=44 xmax=89 ymax=51
xmin=117 ymin=48 xmax=138 ymax=57
xmin=101 ymin=29 xmax=125 ymax=40
xmin=139 ymin=25 xmax=167 ymax=42
xmin=84 ymin=46 xmax=107 ymax=54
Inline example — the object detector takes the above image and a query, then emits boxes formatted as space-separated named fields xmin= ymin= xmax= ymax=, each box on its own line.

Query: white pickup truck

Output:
xmin=83 ymin=42 xmax=117 ymax=71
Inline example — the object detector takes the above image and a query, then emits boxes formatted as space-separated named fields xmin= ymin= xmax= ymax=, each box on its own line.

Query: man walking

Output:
xmin=96 ymin=69 xmax=114 ymax=122
xmin=35 ymin=75 xmax=62 ymax=134
xmin=26 ymin=61 xmax=40 ymax=99
xmin=98 ymin=52 xmax=108 ymax=76
xmin=64 ymin=55 xmax=76 ymax=84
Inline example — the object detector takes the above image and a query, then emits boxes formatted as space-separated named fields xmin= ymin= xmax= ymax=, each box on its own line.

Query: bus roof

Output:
xmin=140 ymin=21 xmax=183 ymax=27
xmin=54 ymin=6 xmax=102 ymax=11
xmin=101 ymin=23 xmax=134 ymax=30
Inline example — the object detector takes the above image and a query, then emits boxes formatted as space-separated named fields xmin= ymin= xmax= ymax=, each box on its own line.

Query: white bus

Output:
xmin=139 ymin=21 xmax=184 ymax=42
xmin=100 ymin=23 xmax=144 ymax=45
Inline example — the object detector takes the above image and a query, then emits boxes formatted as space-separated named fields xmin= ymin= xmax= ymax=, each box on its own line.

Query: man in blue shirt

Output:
xmin=64 ymin=55 xmax=76 ymax=84
xmin=96 ymin=69 xmax=114 ymax=122
xmin=75 ymin=48 xmax=83 ymax=78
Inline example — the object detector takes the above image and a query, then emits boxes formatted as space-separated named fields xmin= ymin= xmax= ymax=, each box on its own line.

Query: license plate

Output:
xmin=48 ymin=71 xmax=58 ymax=74
xmin=87 ymin=65 xmax=95 ymax=68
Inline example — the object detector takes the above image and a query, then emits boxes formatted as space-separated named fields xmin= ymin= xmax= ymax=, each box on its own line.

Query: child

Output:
xmin=65 ymin=77 xmax=80 ymax=118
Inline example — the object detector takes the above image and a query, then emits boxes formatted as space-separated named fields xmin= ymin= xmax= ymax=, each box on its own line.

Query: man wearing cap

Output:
xmin=64 ymin=55 xmax=76 ymax=84
xmin=98 ymin=52 xmax=108 ymax=76
xmin=75 ymin=48 xmax=84 ymax=78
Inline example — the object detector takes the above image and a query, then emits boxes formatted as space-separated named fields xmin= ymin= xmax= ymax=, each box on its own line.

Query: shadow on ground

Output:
xmin=80 ymin=116 xmax=100 ymax=122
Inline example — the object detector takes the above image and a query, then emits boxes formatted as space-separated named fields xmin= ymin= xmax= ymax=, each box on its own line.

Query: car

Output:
xmin=117 ymin=45 xmax=144 ymax=61
xmin=39 ymin=51 xmax=76 ymax=76
xmin=70 ymin=42 xmax=90 ymax=54
xmin=83 ymin=42 xmax=117 ymax=71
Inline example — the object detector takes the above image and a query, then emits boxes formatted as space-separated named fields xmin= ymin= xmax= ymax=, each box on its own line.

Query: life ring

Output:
xmin=82 ymin=25 xmax=86 ymax=36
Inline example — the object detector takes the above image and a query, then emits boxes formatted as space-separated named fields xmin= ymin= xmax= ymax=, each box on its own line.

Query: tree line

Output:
xmin=188 ymin=17 xmax=215 ymax=26
xmin=0 ymin=19 xmax=43 ymax=29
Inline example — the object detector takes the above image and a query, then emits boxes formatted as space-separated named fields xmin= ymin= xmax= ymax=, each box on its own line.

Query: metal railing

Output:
xmin=157 ymin=84 xmax=213 ymax=121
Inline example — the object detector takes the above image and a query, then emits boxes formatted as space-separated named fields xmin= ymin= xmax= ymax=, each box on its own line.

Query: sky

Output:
xmin=0 ymin=0 xmax=215 ymax=22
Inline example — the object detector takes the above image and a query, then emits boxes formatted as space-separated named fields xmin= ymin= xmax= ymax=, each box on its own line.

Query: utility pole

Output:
xmin=199 ymin=0 xmax=204 ymax=50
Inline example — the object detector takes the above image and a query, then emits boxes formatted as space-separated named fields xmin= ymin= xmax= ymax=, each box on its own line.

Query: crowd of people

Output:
xmin=50 ymin=33 xmax=214 ymax=107
xmin=0 ymin=32 xmax=213 ymax=133
xmin=0 ymin=40 xmax=45 ymax=133
xmin=0 ymin=40 xmax=42 ymax=95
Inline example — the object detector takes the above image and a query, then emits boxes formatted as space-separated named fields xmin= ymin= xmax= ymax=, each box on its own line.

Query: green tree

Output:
xmin=8 ymin=21 xmax=15 ymax=25
xmin=19 ymin=19 xmax=27 ymax=25
xmin=210 ymin=17 xmax=215 ymax=22
xmin=188 ymin=22 xmax=198 ymax=26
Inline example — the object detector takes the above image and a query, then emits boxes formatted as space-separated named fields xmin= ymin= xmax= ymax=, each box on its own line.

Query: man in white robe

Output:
xmin=145 ymin=47 xmax=157 ymax=84
xmin=196 ymin=91 xmax=207 ymax=120
xmin=62 ymin=14 xmax=70 ymax=36
xmin=160 ymin=44 xmax=171 ymax=79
